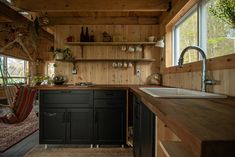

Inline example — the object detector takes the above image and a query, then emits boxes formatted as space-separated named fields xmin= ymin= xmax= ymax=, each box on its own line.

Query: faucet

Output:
xmin=178 ymin=46 xmax=215 ymax=92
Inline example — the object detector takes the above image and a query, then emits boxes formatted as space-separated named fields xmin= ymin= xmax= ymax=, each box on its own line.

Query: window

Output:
xmin=172 ymin=0 xmax=235 ymax=66
xmin=0 ymin=55 xmax=29 ymax=85
xmin=45 ymin=62 xmax=55 ymax=77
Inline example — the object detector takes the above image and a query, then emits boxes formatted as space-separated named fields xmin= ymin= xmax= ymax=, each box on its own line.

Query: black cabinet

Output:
xmin=94 ymin=90 xmax=126 ymax=145
xmin=94 ymin=108 xmax=124 ymax=144
xmin=40 ymin=90 xmax=126 ymax=145
xmin=133 ymin=96 xmax=155 ymax=157
xmin=40 ymin=108 xmax=66 ymax=144
xmin=68 ymin=109 xmax=93 ymax=144
xmin=39 ymin=90 xmax=93 ymax=144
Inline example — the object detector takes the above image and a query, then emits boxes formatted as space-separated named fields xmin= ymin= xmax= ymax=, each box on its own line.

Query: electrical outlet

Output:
xmin=72 ymin=69 xmax=77 ymax=74
xmin=136 ymin=68 xmax=141 ymax=76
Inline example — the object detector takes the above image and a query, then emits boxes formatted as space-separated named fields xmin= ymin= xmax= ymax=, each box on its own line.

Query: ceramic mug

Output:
xmin=128 ymin=62 xmax=133 ymax=68
xmin=118 ymin=62 xmax=123 ymax=68
xmin=135 ymin=45 xmax=143 ymax=52
xmin=128 ymin=46 xmax=135 ymax=52
xmin=112 ymin=62 xmax=118 ymax=68
xmin=123 ymin=62 xmax=128 ymax=68
xmin=121 ymin=46 xmax=127 ymax=51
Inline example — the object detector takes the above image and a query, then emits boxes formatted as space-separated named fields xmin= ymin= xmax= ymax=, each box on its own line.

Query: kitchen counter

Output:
xmin=36 ymin=85 xmax=235 ymax=156
xmin=35 ymin=84 xmax=133 ymax=90
xmin=130 ymin=87 xmax=235 ymax=157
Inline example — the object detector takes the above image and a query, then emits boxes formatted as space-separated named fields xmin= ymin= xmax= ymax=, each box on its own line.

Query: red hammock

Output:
xmin=0 ymin=86 xmax=36 ymax=124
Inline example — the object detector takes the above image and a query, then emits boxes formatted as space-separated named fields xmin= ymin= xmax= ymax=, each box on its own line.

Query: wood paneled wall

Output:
xmin=53 ymin=25 xmax=160 ymax=84
xmin=163 ymin=69 xmax=235 ymax=96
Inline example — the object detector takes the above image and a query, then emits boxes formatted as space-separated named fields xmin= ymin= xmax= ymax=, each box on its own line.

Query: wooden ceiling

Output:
xmin=8 ymin=0 xmax=170 ymax=25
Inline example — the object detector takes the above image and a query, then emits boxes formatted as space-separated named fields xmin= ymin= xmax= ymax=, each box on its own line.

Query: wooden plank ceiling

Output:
xmin=10 ymin=0 xmax=170 ymax=25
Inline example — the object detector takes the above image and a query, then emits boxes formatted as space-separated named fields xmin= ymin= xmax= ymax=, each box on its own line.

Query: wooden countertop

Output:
xmin=130 ymin=87 xmax=235 ymax=157
xmin=35 ymin=84 xmax=134 ymax=90
xmin=36 ymin=85 xmax=235 ymax=156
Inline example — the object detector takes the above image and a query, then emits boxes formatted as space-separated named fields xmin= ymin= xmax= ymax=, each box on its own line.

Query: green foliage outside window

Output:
xmin=209 ymin=0 xmax=235 ymax=29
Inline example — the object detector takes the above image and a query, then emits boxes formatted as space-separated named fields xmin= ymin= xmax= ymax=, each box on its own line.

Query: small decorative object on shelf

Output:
xmin=89 ymin=30 xmax=95 ymax=42
xmin=66 ymin=35 xmax=74 ymax=42
xmin=102 ymin=31 xmax=112 ymax=42
xmin=80 ymin=26 xmax=85 ymax=42
xmin=147 ymin=36 xmax=155 ymax=42
xmin=85 ymin=27 xmax=89 ymax=42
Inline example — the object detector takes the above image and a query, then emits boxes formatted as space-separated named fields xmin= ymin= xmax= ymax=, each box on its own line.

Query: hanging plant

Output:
xmin=209 ymin=0 xmax=235 ymax=28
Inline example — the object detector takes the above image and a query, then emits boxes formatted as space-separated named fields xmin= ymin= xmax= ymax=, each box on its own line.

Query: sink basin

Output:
xmin=139 ymin=87 xmax=227 ymax=98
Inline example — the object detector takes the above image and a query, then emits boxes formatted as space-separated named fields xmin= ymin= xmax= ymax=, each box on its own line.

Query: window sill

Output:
xmin=164 ymin=53 xmax=235 ymax=74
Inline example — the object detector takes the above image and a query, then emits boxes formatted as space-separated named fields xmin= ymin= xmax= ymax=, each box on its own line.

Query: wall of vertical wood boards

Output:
xmin=51 ymin=25 xmax=161 ymax=84
xmin=159 ymin=0 xmax=235 ymax=97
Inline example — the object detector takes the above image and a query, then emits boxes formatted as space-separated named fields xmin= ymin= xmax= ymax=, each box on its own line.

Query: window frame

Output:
xmin=172 ymin=4 xmax=199 ymax=65
xmin=0 ymin=55 xmax=29 ymax=85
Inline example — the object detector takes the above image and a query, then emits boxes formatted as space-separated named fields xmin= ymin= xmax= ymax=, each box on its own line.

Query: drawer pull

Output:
xmin=44 ymin=112 xmax=57 ymax=117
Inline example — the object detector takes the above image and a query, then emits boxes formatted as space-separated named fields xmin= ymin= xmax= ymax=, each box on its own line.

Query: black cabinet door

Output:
xmin=133 ymin=97 xmax=155 ymax=157
xmin=94 ymin=108 xmax=125 ymax=144
xmin=140 ymin=103 xmax=155 ymax=157
xmin=133 ymin=98 xmax=141 ymax=157
xmin=40 ymin=108 xmax=66 ymax=144
xmin=67 ymin=109 xmax=93 ymax=144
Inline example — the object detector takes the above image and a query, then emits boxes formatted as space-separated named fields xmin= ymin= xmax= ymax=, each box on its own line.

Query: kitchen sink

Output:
xmin=139 ymin=87 xmax=227 ymax=98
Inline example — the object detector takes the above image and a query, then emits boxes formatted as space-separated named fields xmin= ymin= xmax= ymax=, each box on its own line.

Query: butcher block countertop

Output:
xmin=130 ymin=86 xmax=235 ymax=157
xmin=36 ymin=85 xmax=235 ymax=157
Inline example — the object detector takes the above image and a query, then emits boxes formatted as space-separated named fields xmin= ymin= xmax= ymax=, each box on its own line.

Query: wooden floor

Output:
xmin=0 ymin=131 xmax=39 ymax=157
xmin=0 ymin=131 xmax=133 ymax=157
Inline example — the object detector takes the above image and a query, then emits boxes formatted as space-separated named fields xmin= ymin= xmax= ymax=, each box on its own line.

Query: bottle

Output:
xmin=80 ymin=27 xmax=85 ymax=42
xmin=85 ymin=27 xmax=89 ymax=42
xmin=90 ymin=30 xmax=95 ymax=42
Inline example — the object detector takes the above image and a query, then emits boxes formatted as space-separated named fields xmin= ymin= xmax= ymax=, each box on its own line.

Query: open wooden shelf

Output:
xmin=56 ymin=58 xmax=155 ymax=75
xmin=65 ymin=41 xmax=157 ymax=58
xmin=159 ymin=141 xmax=197 ymax=157
xmin=65 ymin=41 xmax=157 ymax=46
xmin=57 ymin=58 xmax=156 ymax=63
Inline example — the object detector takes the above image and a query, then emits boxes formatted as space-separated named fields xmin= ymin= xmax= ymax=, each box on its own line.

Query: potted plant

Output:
xmin=63 ymin=48 xmax=73 ymax=60
xmin=53 ymin=48 xmax=73 ymax=60
xmin=53 ymin=48 xmax=64 ymax=60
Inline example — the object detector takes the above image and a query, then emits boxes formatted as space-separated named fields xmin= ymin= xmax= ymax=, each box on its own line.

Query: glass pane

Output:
xmin=0 ymin=56 xmax=3 ymax=77
xmin=47 ymin=62 xmax=55 ymax=77
xmin=206 ymin=0 xmax=235 ymax=58
xmin=7 ymin=78 xmax=25 ymax=84
xmin=177 ymin=11 xmax=198 ymax=64
xmin=7 ymin=57 xmax=25 ymax=77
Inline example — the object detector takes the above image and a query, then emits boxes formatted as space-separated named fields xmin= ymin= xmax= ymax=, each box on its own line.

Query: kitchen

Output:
xmin=0 ymin=0 xmax=234 ymax=157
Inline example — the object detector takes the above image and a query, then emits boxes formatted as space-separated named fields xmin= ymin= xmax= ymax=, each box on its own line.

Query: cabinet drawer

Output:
xmin=94 ymin=90 xmax=126 ymax=99
xmin=94 ymin=99 xmax=125 ymax=108
xmin=40 ymin=90 xmax=93 ymax=108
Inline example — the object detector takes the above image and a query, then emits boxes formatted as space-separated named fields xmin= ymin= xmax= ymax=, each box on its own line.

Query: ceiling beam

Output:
xmin=49 ymin=17 xmax=159 ymax=25
xmin=0 ymin=2 xmax=54 ymax=41
xmin=13 ymin=0 xmax=169 ymax=12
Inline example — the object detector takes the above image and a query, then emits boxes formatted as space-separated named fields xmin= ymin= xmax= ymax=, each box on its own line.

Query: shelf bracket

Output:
xmin=133 ymin=62 xmax=137 ymax=75
xmin=141 ymin=45 xmax=145 ymax=58
xmin=80 ymin=45 xmax=84 ymax=58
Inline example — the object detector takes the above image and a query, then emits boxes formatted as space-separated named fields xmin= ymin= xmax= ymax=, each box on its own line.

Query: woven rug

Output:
xmin=25 ymin=147 xmax=133 ymax=157
xmin=0 ymin=111 xmax=39 ymax=152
